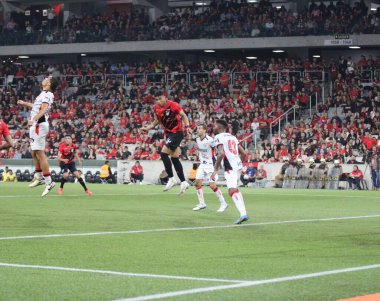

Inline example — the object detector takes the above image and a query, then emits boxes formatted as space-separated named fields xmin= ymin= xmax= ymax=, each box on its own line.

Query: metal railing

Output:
xmin=0 ymin=69 xmax=379 ymax=89
xmin=269 ymin=105 xmax=298 ymax=141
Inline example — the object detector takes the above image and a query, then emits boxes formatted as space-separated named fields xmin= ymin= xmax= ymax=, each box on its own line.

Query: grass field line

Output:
xmin=115 ymin=264 xmax=380 ymax=301
xmin=1 ymin=214 xmax=380 ymax=241
xmin=0 ymin=262 xmax=246 ymax=284
xmin=0 ymin=191 xmax=379 ymax=199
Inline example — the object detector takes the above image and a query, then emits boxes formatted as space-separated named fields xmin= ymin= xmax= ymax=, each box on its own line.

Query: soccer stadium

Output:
xmin=0 ymin=0 xmax=380 ymax=300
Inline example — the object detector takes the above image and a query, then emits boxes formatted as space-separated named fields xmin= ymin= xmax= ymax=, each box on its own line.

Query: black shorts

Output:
xmin=60 ymin=162 xmax=77 ymax=174
xmin=165 ymin=131 xmax=184 ymax=151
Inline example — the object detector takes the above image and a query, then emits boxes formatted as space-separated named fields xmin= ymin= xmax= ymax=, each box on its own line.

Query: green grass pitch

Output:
xmin=0 ymin=182 xmax=379 ymax=301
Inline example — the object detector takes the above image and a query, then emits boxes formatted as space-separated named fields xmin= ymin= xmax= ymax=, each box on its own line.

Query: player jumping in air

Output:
xmin=18 ymin=76 xmax=58 ymax=197
xmin=141 ymin=91 xmax=192 ymax=195
xmin=211 ymin=120 xmax=249 ymax=224
xmin=0 ymin=119 xmax=13 ymax=151
xmin=57 ymin=136 xmax=93 ymax=196
xmin=193 ymin=124 xmax=228 ymax=212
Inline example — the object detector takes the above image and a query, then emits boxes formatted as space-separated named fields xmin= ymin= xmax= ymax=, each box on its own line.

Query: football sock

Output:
xmin=35 ymin=168 xmax=42 ymax=180
xmin=43 ymin=172 xmax=52 ymax=186
xmin=60 ymin=178 xmax=66 ymax=189
xmin=171 ymin=157 xmax=185 ymax=182
xmin=78 ymin=178 xmax=88 ymax=191
xmin=160 ymin=152 xmax=173 ymax=178
xmin=213 ymin=187 xmax=227 ymax=205
xmin=231 ymin=190 xmax=247 ymax=216
xmin=196 ymin=186 xmax=205 ymax=206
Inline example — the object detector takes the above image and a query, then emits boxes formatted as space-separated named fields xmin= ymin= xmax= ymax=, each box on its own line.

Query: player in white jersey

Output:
xmin=192 ymin=124 xmax=228 ymax=212
xmin=211 ymin=119 xmax=249 ymax=224
xmin=18 ymin=76 xmax=59 ymax=197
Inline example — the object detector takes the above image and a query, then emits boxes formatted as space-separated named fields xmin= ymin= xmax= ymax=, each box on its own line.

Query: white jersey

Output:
xmin=196 ymin=135 xmax=215 ymax=165
xmin=31 ymin=90 xmax=54 ymax=123
xmin=214 ymin=132 xmax=242 ymax=171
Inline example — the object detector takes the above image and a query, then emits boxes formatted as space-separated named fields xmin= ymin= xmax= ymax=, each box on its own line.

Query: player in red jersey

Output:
xmin=0 ymin=120 xmax=13 ymax=151
xmin=141 ymin=91 xmax=192 ymax=195
xmin=57 ymin=136 xmax=92 ymax=195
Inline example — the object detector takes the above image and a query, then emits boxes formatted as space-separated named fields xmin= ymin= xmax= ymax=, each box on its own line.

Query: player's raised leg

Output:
xmin=160 ymin=147 xmax=177 ymax=191
xmin=36 ymin=149 xmax=55 ymax=197
xmin=29 ymin=150 xmax=44 ymax=188
xmin=171 ymin=147 xmax=189 ymax=195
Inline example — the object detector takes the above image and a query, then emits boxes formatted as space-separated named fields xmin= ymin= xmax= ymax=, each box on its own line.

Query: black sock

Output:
xmin=78 ymin=178 xmax=88 ymax=191
xmin=60 ymin=178 xmax=66 ymax=189
xmin=160 ymin=152 xmax=173 ymax=178
xmin=171 ymin=157 xmax=185 ymax=182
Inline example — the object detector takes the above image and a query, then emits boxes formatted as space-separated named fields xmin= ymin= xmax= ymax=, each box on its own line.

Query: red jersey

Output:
xmin=153 ymin=100 xmax=183 ymax=133
xmin=131 ymin=165 xmax=143 ymax=175
xmin=58 ymin=142 xmax=77 ymax=164
xmin=0 ymin=120 xmax=10 ymax=139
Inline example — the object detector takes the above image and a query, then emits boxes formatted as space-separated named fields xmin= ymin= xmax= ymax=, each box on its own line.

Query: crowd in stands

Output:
xmin=0 ymin=54 xmax=379 ymax=171
xmin=1 ymin=0 xmax=380 ymax=45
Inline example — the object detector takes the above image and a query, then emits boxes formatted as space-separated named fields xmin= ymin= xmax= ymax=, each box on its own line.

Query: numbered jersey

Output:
xmin=31 ymin=90 xmax=54 ymax=123
xmin=214 ymin=132 xmax=242 ymax=171
xmin=196 ymin=135 xmax=214 ymax=165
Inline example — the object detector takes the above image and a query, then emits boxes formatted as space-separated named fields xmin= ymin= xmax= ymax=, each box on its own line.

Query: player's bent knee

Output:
xmin=228 ymin=188 xmax=239 ymax=197
xmin=209 ymin=183 xmax=218 ymax=191
xmin=160 ymin=152 xmax=169 ymax=159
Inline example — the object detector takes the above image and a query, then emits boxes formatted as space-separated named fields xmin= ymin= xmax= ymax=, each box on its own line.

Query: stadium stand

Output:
xmin=0 ymin=0 xmax=379 ymax=45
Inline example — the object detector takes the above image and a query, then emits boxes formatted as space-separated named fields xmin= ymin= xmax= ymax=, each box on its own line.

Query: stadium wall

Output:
xmin=1 ymin=34 xmax=380 ymax=56
xmin=0 ymin=159 xmax=373 ymax=189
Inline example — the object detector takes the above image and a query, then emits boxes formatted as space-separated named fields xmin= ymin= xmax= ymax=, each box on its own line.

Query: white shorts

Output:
xmin=224 ymin=169 xmax=241 ymax=189
xmin=195 ymin=164 xmax=218 ymax=182
xmin=29 ymin=122 xmax=49 ymax=151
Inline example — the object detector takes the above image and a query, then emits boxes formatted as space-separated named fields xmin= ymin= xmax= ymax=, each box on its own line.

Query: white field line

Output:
xmin=115 ymin=264 xmax=380 ymax=301
xmin=1 ymin=214 xmax=380 ymax=241
xmin=0 ymin=191 xmax=379 ymax=199
xmin=0 ymin=262 xmax=244 ymax=283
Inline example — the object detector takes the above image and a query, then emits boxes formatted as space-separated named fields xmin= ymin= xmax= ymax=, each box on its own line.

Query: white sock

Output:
xmin=196 ymin=187 xmax=206 ymax=206
xmin=35 ymin=172 xmax=42 ymax=180
xmin=44 ymin=175 xmax=52 ymax=186
xmin=214 ymin=188 xmax=227 ymax=206
xmin=231 ymin=191 xmax=247 ymax=216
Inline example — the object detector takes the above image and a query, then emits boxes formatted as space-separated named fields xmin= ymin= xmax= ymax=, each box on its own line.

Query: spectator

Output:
xmin=274 ymin=157 xmax=289 ymax=188
xmin=348 ymin=165 xmax=364 ymax=190
xmin=371 ymin=152 xmax=380 ymax=190
xmin=240 ymin=163 xmax=256 ymax=187
xmin=254 ymin=165 xmax=268 ymax=188
xmin=100 ymin=160 xmax=113 ymax=183
xmin=130 ymin=161 xmax=144 ymax=184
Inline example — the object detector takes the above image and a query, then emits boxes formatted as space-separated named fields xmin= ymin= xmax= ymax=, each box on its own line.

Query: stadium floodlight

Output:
xmin=246 ymin=56 xmax=257 ymax=60
xmin=81 ymin=53 xmax=87 ymax=56
xmin=196 ymin=2 xmax=207 ymax=5
xmin=204 ymin=50 xmax=215 ymax=53
xmin=272 ymin=49 xmax=285 ymax=53
xmin=312 ymin=55 xmax=321 ymax=58
xmin=276 ymin=6 xmax=282 ymax=9
xmin=371 ymin=8 xmax=377 ymax=11
xmin=349 ymin=46 xmax=361 ymax=49
xmin=18 ymin=56 xmax=30 ymax=59
xmin=247 ymin=0 xmax=258 ymax=2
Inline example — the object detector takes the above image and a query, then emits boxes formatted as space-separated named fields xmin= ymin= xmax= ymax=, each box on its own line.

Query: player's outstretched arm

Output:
xmin=141 ymin=117 xmax=159 ymax=132
xmin=17 ymin=100 xmax=33 ymax=109
xmin=211 ymin=144 xmax=224 ymax=181
xmin=57 ymin=151 xmax=69 ymax=164
xmin=238 ymin=145 xmax=248 ymax=163
xmin=0 ymin=135 xmax=13 ymax=150
xmin=179 ymin=110 xmax=192 ymax=134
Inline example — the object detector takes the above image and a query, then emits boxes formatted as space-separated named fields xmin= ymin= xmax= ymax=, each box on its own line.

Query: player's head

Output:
xmin=105 ymin=160 xmax=110 ymax=165
xmin=64 ymin=135 xmax=72 ymax=145
xmin=213 ymin=119 xmax=228 ymax=135
xmin=42 ymin=76 xmax=59 ymax=92
xmin=154 ymin=91 xmax=167 ymax=107
xmin=196 ymin=124 xmax=207 ymax=137
xmin=135 ymin=161 xmax=140 ymax=166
